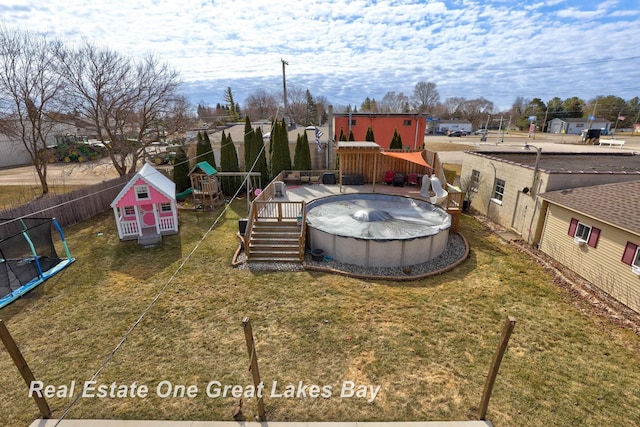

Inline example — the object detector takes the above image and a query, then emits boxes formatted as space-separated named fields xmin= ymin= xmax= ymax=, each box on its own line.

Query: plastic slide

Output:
xmin=429 ymin=175 xmax=448 ymax=205
xmin=176 ymin=187 xmax=193 ymax=200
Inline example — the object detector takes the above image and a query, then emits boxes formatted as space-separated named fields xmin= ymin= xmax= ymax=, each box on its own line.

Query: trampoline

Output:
xmin=0 ymin=218 xmax=74 ymax=309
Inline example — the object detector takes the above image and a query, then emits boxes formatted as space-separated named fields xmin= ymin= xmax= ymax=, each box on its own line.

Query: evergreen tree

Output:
xmin=243 ymin=116 xmax=254 ymax=171
xmin=254 ymin=127 xmax=269 ymax=187
xmin=306 ymin=89 xmax=318 ymax=126
xmin=270 ymin=118 xmax=291 ymax=179
xmin=172 ymin=146 xmax=191 ymax=193
xmin=338 ymin=127 xmax=347 ymax=141
xmin=389 ymin=129 xmax=402 ymax=149
xmin=365 ymin=126 xmax=375 ymax=142
xmin=293 ymin=134 xmax=302 ymax=169
xmin=299 ymin=131 xmax=312 ymax=170
xmin=202 ymin=131 xmax=216 ymax=168
xmin=348 ymin=129 xmax=355 ymax=141
xmin=224 ymin=87 xmax=239 ymax=121
xmin=293 ymin=132 xmax=312 ymax=170
xmin=220 ymin=131 xmax=241 ymax=195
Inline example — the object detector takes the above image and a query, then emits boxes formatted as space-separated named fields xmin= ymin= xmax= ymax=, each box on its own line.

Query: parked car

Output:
xmin=447 ymin=130 xmax=466 ymax=137
xmin=474 ymin=129 xmax=488 ymax=135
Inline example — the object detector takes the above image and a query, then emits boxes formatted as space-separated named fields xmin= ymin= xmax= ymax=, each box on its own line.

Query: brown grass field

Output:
xmin=1 ymin=198 xmax=640 ymax=427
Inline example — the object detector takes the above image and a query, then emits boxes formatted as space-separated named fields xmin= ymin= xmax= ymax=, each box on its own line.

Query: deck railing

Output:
xmin=244 ymin=172 xmax=307 ymax=261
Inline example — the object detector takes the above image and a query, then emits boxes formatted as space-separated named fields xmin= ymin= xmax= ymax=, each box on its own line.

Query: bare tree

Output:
xmin=59 ymin=43 xmax=181 ymax=175
xmin=161 ymin=94 xmax=194 ymax=142
xmin=442 ymin=97 xmax=466 ymax=117
xmin=126 ymin=54 xmax=182 ymax=173
xmin=412 ymin=81 xmax=440 ymax=113
xmin=245 ymin=89 xmax=279 ymax=120
xmin=458 ymin=97 xmax=495 ymax=129
xmin=285 ymin=86 xmax=308 ymax=125
xmin=0 ymin=27 xmax=65 ymax=195
xmin=379 ymin=91 xmax=410 ymax=113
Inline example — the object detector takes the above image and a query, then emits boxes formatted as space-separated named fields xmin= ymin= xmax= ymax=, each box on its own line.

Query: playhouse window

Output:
xmin=160 ymin=203 xmax=172 ymax=212
xmin=135 ymin=185 xmax=150 ymax=200
xmin=124 ymin=206 xmax=135 ymax=216
xmin=403 ymin=119 xmax=412 ymax=126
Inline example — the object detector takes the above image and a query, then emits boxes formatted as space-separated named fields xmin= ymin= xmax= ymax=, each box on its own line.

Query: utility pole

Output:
xmin=493 ymin=115 xmax=505 ymax=144
xmin=281 ymin=59 xmax=288 ymax=123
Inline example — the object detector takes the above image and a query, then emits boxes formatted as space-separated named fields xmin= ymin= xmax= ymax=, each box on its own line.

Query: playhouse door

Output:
xmin=139 ymin=204 xmax=156 ymax=229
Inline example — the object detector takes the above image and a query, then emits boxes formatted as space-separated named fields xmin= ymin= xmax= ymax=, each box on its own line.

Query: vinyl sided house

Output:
xmin=460 ymin=151 xmax=640 ymax=245
xmin=111 ymin=163 xmax=178 ymax=246
xmin=333 ymin=113 xmax=427 ymax=150
xmin=547 ymin=117 xmax=612 ymax=134
xmin=537 ymin=181 xmax=640 ymax=313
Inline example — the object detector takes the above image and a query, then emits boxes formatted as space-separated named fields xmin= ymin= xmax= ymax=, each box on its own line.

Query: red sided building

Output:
xmin=333 ymin=113 xmax=427 ymax=150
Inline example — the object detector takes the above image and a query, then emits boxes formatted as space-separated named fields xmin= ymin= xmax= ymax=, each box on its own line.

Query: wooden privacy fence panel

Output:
xmin=0 ymin=176 xmax=129 ymax=227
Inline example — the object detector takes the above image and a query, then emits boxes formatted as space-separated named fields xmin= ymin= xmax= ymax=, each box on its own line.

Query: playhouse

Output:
xmin=111 ymin=163 xmax=178 ymax=246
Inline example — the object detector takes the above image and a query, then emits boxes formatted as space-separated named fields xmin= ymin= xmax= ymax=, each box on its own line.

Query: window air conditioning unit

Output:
xmin=632 ymin=265 xmax=640 ymax=276
xmin=573 ymin=237 xmax=587 ymax=246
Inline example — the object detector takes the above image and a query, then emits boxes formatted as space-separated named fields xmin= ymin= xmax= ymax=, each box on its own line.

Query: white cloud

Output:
xmin=1 ymin=0 xmax=639 ymax=110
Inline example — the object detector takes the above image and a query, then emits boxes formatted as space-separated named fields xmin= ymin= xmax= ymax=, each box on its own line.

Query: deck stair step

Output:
xmin=247 ymin=220 xmax=304 ymax=263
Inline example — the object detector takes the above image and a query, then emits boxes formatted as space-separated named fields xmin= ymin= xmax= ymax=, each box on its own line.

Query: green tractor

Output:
xmin=145 ymin=142 xmax=182 ymax=165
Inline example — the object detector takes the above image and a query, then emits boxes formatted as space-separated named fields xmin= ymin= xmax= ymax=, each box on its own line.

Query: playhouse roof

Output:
xmin=110 ymin=163 xmax=176 ymax=208
xmin=189 ymin=161 xmax=218 ymax=176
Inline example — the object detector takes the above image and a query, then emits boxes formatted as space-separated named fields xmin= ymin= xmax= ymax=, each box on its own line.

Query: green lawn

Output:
xmin=1 ymin=202 xmax=640 ymax=426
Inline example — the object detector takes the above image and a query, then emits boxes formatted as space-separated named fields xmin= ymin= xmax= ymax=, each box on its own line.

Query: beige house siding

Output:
xmin=0 ymin=134 xmax=31 ymax=168
xmin=461 ymin=152 xmax=545 ymax=243
xmin=539 ymin=203 xmax=640 ymax=313
xmin=461 ymin=152 xmax=640 ymax=245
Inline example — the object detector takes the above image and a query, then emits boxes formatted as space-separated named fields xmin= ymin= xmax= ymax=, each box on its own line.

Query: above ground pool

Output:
xmin=305 ymin=193 xmax=451 ymax=268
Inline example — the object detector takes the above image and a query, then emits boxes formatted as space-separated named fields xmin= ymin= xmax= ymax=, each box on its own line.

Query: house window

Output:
xmin=575 ymin=223 xmax=591 ymax=242
xmin=350 ymin=119 xmax=356 ymax=126
xmin=124 ymin=206 xmax=135 ymax=216
xmin=493 ymin=178 xmax=505 ymax=202
xmin=470 ymin=170 xmax=480 ymax=192
xmin=135 ymin=185 xmax=150 ymax=200
xmin=403 ymin=119 xmax=412 ymax=126
xmin=568 ymin=218 xmax=600 ymax=248
xmin=160 ymin=203 xmax=172 ymax=213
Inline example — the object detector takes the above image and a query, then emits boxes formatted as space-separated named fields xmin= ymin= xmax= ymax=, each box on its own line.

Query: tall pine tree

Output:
xmin=254 ymin=127 xmax=269 ymax=187
xmin=220 ymin=131 xmax=241 ymax=195
xmin=294 ymin=131 xmax=312 ymax=170
xmin=172 ymin=146 xmax=191 ymax=193
xmin=270 ymin=118 xmax=291 ymax=179
xmin=243 ymin=116 xmax=254 ymax=172
xmin=196 ymin=131 xmax=216 ymax=168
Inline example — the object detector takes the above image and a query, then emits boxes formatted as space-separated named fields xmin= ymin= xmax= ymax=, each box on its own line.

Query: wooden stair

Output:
xmin=247 ymin=219 xmax=303 ymax=263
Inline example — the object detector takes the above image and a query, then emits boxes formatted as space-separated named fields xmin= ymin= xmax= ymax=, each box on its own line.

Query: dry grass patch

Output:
xmin=1 ymin=205 xmax=640 ymax=426
xmin=0 ymin=185 xmax=84 ymax=210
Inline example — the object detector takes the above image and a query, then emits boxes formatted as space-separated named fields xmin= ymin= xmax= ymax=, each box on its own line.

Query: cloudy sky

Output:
xmin=2 ymin=0 xmax=639 ymax=111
